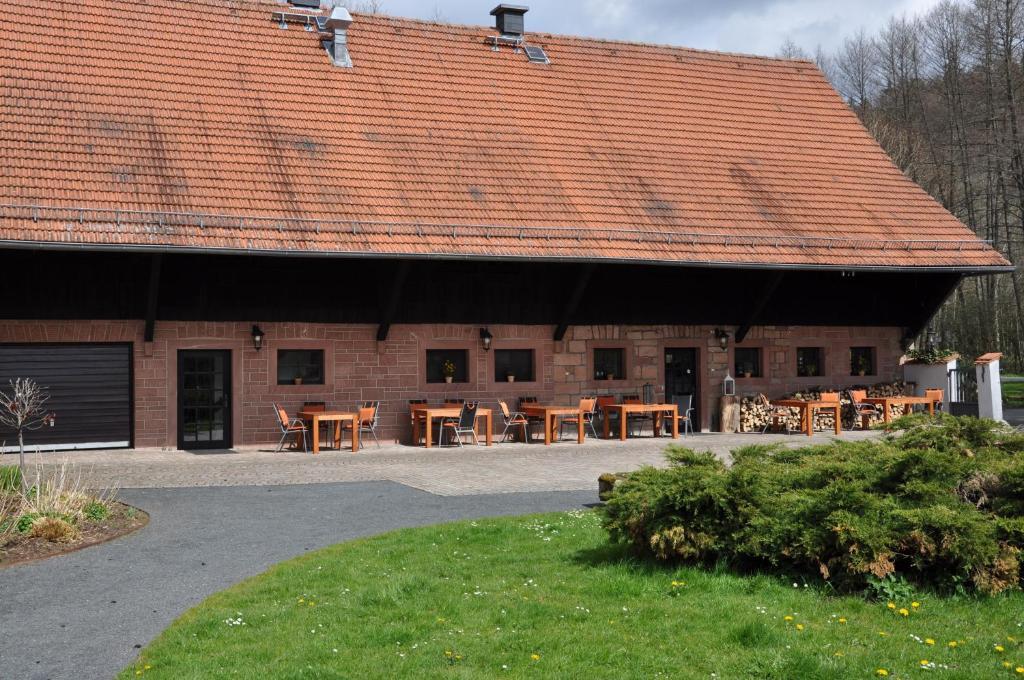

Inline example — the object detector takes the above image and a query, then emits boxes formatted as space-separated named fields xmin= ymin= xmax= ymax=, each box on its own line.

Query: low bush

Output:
xmin=28 ymin=515 xmax=78 ymax=543
xmin=603 ymin=415 xmax=1024 ymax=596
xmin=83 ymin=500 xmax=109 ymax=522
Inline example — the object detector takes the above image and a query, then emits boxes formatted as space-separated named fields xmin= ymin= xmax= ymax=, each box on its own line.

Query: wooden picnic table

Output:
xmin=602 ymin=404 xmax=680 ymax=440
xmin=411 ymin=405 xmax=493 ymax=449
xmin=770 ymin=399 xmax=841 ymax=437
xmin=297 ymin=410 xmax=359 ymax=454
xmin=519 ymin=404 xmax=585 ymax=445
xmin=862 ymin=396 xmax=939 ymax=423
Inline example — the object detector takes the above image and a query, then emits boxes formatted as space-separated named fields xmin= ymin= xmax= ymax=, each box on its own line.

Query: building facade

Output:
xmin=0 ymin=1 xmax=1010 ymax=450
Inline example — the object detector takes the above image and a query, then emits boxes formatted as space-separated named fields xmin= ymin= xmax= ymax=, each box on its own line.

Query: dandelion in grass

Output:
xmin=912 ymin=602 xmax=921 ymax=609
xmin=839 ymin=618 xmax=848 ymax=624
xmin=887 ymin=602 xmax=896 ymax=610
xmin=925 ymin=639 xmax=935 ymax=646
xmin=1016 ymin=668 xmax=1024 ymax=675
xmin=1002 ymin=662 xmax=1011 ymax=669
xmin=876 ymin=669 xmax=889 ymax=677
xmin=948 ymin=641 xmax=958 ymax=648
xmin=997 ymin=645 xmax=1007 ymax=653
xmin=784 ymin=615 xmax=794 ymax=623
xmin=795 ymin=624 xmax=805 ymax=632
xmin=899 ymin=608 xmax=910 ymax=617
xmin=531 ymin=653 xmax=541 ymax=661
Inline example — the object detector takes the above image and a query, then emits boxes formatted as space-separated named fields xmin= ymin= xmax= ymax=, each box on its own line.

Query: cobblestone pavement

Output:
xmin=1 ymin=430 xmax=880 ymax=496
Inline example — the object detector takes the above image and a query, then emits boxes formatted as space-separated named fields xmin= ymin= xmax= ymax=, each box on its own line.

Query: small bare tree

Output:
xmin=0 ymin=379 xmax=54 ymax=493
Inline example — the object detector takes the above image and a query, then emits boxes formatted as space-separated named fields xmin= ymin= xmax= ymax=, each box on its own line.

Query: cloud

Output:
xmin=356 ymin=0 xmax=946 ymax=56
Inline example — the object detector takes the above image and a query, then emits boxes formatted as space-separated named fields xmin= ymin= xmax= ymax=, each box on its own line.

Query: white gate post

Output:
xmin=975 ymin=353 xmax=1003 ymax=422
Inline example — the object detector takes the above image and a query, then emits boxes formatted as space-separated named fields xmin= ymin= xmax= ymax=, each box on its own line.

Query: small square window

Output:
xmin=850 ymin=347 xmax=876 ymax=376
xmin=594 ymin=348 xmax=625 ymax=381
xmin=494 ymin=349 xmax=535 ymax=382
xmin=277 ymin=349 xmax=325 ymax=385
xmin=735 ymin=348 xmax=762 ymax=378
xmin=796 ymin=347 xmax=824 ymax=377
xmin=426 ymin=349 xmax=469 ymax=383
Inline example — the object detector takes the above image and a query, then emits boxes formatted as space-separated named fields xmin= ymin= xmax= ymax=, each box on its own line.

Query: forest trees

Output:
xmin=794 ymin=0 xmax=1024 ymax=369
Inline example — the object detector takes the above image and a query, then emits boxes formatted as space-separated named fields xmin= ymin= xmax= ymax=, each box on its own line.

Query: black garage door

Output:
xmin=0 ymin=344 xmax=132 ymax=451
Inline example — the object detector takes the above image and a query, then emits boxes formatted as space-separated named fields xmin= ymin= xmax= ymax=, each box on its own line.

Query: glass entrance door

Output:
xmin=178 ymin=350 xmax=232 ymax=449
xmin=665 ymin=348 xmax=699 ymax=428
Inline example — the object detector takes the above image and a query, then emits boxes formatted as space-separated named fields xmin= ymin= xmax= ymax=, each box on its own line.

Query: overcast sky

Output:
xmin=361 ymin=0 xmax=945 ymax=56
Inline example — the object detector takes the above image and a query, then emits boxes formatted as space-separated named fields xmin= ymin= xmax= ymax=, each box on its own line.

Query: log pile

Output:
xmin=739 ymin=382 xmax=909 ymax=433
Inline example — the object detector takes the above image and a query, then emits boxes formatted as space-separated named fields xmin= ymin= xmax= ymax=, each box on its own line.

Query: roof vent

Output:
xmin=289 ymin=0 xmax=320 ymax=8
xmin=322 ymin=6 xmax=353 ymax=68
xmin=491 ymin=4 xmax=528 ymax=37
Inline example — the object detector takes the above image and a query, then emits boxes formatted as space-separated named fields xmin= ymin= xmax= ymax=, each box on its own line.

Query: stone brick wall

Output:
xmin=0 ymin=320 xmax=903 ymax=448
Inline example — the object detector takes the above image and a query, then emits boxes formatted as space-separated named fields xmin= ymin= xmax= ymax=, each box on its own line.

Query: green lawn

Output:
xmin=1004 ymin=380 xmax=1024 ymax=408
xmin=123 ymin=511 xmax=1024 ymax=679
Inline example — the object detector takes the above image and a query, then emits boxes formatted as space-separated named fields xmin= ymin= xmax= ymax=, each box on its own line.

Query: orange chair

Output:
xmin=357 ymin=402 xmax=380 ymax=448
xmin=848 ymin=389 xmax=880 ymax=429
xmin=273 ymin=403 xmax=308 ymax=452
xmin=925 ymin=388 xmax=944 ymax=413
xmin=560 ymin=397 xmax=598 ymax=439
xmin=498 ymin=400 xmax=529 ymax=443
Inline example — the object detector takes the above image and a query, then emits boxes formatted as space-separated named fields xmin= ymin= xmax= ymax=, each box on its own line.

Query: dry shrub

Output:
xmin=28 ymin=516 xmax=78 ymax=543
xmin=0 ymin=491 xmax=21 ymax=546
xmin=23 ymin=460 xmax=117 ymax=520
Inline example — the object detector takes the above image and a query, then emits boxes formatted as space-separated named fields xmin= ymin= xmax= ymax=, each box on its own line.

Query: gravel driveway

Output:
xmin=0 ymin=482 xmax=595 ymax=680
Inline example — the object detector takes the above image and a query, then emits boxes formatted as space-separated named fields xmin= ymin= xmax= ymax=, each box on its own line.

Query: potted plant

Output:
xmin=606 ymin=373 xmax=615 ymax=381
xmin=293 ymin=376 xmax=303 ymax=385
xmin=854 ymin=356 xmax=870 ymax=377
xmin=506 ymin=371 xmax=516 ymax=383
xmin=742 ymin=370 xmax=752 ymax=379
xmin=442 ymin=359 xmax=456 ymax=384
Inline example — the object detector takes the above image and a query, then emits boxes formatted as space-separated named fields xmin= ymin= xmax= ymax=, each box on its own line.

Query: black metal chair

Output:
xmin=440 ymin=401 xmax=479 ymax=447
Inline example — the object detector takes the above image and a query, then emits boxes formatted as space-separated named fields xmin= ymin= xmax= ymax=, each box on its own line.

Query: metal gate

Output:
xmin=947 ymin=366 xmax=979 ymax=417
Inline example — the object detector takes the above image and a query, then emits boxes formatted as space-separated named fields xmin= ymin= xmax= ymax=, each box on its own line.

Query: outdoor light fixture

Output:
xmin=714 ymin=328 xmax=730 ymax=350
xmin=927 ymin=327 xmax=938 ymax=349
xmin=251 ymin=325 xmax=265 ymax=352
xmin=723 ymin=372 xmax=736 ymax=396
xmin=480 ymin=327 xmax=493 ymax=351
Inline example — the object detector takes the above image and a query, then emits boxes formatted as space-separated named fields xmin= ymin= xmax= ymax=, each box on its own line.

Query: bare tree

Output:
xmin=835 ymin=28 xmax=879 ymax=110
xmin=0 ymin=379 xmax=54 ymax=493
xmin=346 ymin=0 xmax=384 ymax=14
xmin=777 ymin=38 xmax=810 ymax=60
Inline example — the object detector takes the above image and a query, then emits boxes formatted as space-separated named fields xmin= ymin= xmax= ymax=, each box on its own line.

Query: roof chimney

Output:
xmin=324 ymin=6 xmax=353 ymax=68
xmin=490 ymin=4 xmax=528 ymax=37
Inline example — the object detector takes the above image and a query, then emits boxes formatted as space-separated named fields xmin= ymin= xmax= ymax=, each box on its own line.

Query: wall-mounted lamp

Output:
xmin=714 ymin=328 xmax=730 ymax=350
xmin=46 ymin=412 xmax=56 ymax=428
xmin=251 ymin=325 xmax=265 ymax=352
xmin=480 ymin=327 xmax=493 ymax=351
xmin=926 ymin=327 xmax=938 ymax=349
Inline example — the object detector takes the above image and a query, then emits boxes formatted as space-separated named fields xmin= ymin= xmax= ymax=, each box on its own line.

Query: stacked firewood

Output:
xmin=739 ymin=382 xmax=908 ymax=433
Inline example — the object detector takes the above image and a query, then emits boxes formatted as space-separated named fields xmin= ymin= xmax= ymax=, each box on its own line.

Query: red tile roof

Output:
xmin=0 ymin=0 xmax=1010 ymax=270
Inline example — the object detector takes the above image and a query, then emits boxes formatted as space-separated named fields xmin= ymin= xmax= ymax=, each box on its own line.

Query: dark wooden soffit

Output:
xmin=901 ymin=273 xmax=964 ymax=348
xmin=144 ymin=253 xmax=162 ymax=342
xmin=376 ymin=260 xmax=412 ymax=342
xmin=554 ymin=263 xmax=597 ymax=341
xmin=735 ymin=271 xmax=784 ymax=343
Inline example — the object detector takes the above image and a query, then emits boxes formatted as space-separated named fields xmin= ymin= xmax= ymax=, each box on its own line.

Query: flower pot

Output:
xmin=293 ymin=377 xmax=303 ymax=385
xmin=444 ymin=376 xmax=453 ymax=384
xmin=742 ymin=372 xmax=752 ymax=379
xmin=507 ymin=375 xmax=515 ymax=383
xmin=607 ymin=374 xmax=615 ymax=381
xmin=858 ymin=370 xmax=866 ymax=377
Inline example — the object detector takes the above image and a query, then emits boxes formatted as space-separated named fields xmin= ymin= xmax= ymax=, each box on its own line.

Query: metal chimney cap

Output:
xmin=325 ymin=6 xmax=352 ymax=31
xmin=490 ymin=4 xmax=529 ymax=16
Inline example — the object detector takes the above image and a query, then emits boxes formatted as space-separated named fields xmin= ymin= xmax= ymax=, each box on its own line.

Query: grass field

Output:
xmin=1004 ymin=380 xmax=1024 ymax=408
xmin=123 ymin=510 xmax=1024 ymax=679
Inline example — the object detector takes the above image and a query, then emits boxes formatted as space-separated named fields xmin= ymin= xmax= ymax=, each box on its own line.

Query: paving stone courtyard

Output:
xmin=1 ymin=430 xmax=881 ymax=496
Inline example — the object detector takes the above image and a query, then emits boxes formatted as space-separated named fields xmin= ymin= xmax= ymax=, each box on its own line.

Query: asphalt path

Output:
xmin=0 ymin=482 xmax=595 ymax=680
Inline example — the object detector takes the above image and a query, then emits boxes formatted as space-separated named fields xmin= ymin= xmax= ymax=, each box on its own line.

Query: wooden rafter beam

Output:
xmin=735 ymin=271 xmax=784 ymax=344
xmin=144 ymin=253 xmax=162 ymax=342
xmin=554 ymin=263 xmax=597 ymax=341
xmin=376 ymin=260 xmax=412 ymax=342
